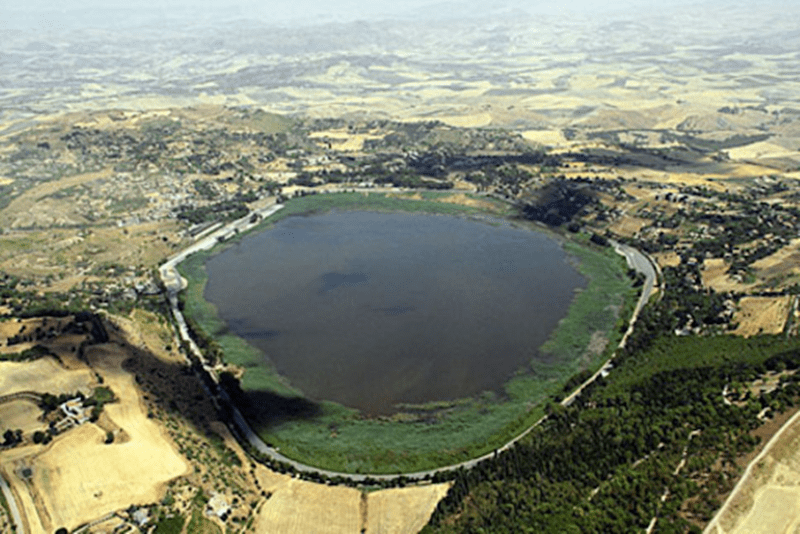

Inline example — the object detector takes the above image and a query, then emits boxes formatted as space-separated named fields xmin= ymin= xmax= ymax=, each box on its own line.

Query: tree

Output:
xmin=2 ymin=429 xmax=21 ymax=447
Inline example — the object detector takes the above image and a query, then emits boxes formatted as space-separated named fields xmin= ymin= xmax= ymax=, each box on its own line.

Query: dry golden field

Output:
xmin=213 ymin=407 xmax=451 ymax=534
xmin=707 ymin=411 xmax=800 ymax=534
xmin=365 ymin=485 xmax=452 ymax=534
xmin=0 ymin=324 xmax=189 ymax=533
xmin=701 ymin=259 xmax=755 ymax=294
xmin=0 ymin=399 xmax=43 ymax=434
xmin=0 ymin=357 xmax=94 ymax=398
xmin=254 ymin=465 xmax=450 ymax=534
xmin=731 ymin=296 xmax=794 ymax=337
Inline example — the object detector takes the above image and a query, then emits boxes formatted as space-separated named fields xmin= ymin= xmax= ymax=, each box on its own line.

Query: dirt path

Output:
xmin=0 ymin=472 xmax=25 ymax=534
xmin=704 ymin=409 xmax=800 ymax=534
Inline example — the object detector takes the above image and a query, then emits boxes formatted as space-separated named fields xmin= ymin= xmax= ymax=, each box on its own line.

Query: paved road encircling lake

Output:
xmin=160 ymin=194 xmax=659 ymax=482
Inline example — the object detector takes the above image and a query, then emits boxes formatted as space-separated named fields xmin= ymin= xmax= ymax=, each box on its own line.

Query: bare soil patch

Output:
xmin=731 ymin=296 xmax=792 ymax=337
xmin=731 ymin=487 xmax=799 ymax=533
xmin=308 ymin=129 xmax=385 ymax=152
xmin=702 ymin=258 xmax=755 ymax=293
xmin=652 ymin=251 xmax=682 ymax=268
xmin=521 ymin=130 xmax=567 ymax=147
xmin=708 ymin=408 xmax=800 ymax=534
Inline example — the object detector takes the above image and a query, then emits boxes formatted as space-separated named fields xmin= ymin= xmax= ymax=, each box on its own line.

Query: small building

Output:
xmin=132 ymin=508 xmax=150 ymax=527
xmin=59 ymin=398 xmax=89 ymax=425
xmin=206 ymin=492 xmax=231 ymax=521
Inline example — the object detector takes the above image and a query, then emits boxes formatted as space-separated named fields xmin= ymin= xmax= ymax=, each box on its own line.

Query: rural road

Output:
xmin=614 ymin=241 xmax=657 ymax=322
xmin=558 ymin=240 xmax=656 ymax=407
xmin=0 ymin=471 xmax=25 ymax=534
xmin=160 ymin=195 xmax=659 ymax=482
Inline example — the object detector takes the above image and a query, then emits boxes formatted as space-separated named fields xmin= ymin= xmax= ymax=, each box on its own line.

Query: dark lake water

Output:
xmin=203 ymin=211 xmax=586 ymax=415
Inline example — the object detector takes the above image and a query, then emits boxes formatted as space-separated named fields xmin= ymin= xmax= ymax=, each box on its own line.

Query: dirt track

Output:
xmin=705 ymin=409 xmax=800 ymax=534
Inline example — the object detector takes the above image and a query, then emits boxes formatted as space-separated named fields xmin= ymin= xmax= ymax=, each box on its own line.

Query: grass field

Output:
xmin=177 ymin=192 xmax=634 ymax=473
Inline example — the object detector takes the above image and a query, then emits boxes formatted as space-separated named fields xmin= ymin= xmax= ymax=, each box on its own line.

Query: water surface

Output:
xmin=204 ymin=211 xmax=585 ymax=415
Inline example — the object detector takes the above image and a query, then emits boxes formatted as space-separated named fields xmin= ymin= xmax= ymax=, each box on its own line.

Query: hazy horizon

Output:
xmin=5 ymin=0 xmax=792 ymax=31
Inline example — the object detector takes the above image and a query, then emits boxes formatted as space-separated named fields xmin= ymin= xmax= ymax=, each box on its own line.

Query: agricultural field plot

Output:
xmin=0 ymin=331 xmax=189 ymax=534
xmin=751 ymin=239 xmax=800 ymax=286
xmin=702 ymin=258 xmax=756 ymax=294
xmin=254 ymin=466 xmax=450 ymax=534
xmin=0 ymin=357 xmax=95 ymax=398
xmin=366 ymin=485 xmax=452 ymax=534
xmin=0 ymin=399 xmax=43 ymax=434
xmin=732 ymin=296 xmax=794 ymax=337
xmin=254 ymin=471 xmax=363 ymax=534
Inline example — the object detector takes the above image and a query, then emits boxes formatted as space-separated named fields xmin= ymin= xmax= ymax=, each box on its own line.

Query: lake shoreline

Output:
xmin=176 ymin=191 xmax=634 ymax=473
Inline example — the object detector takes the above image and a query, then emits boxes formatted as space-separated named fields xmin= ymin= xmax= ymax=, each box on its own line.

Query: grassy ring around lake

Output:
xmin=176 ymin=191 xmax=636 ymax=474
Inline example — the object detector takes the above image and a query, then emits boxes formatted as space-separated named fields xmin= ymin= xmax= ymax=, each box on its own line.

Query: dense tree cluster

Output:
xmin=422 ymin=333 xmax=800 ymax=533
xmin=176 ymin=200 xmax=250 ymax=225
xmin=520 ymin=181 xmax=597 ymax=226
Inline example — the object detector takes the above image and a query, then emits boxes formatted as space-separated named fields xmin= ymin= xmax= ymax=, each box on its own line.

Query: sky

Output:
xmin=3 ymin=0 xmax=708 ymax=30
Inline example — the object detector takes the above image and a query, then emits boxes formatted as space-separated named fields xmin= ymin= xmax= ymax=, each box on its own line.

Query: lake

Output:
xmin=203 ymin=210 xmax=586 ymax=415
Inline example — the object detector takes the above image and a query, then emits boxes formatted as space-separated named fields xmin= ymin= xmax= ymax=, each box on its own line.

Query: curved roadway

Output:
xmin=560 ymin=241 xmax=657 ymax=407
xmin=160 ymin=198 xmax=659 ymax=481
xmin=0 ymin=472 xmax=25 ymax=534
